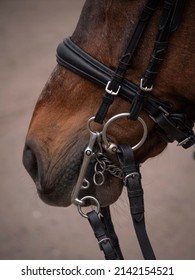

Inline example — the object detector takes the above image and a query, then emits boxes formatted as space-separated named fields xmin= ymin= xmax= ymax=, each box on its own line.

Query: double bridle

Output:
xmin=56 ymin=0 xmax=194 ymax=259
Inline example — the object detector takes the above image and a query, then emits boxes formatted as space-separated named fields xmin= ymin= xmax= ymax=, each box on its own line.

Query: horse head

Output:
xmin=23 ymin=0 xmax=195 ymax=210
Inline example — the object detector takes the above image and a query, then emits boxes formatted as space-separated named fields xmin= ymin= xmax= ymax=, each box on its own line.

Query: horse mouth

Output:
xmin=23 ymin=131 xmax=123 ymax=208
xmin=36 ymin=144 xmax=86 ymax=207
xmin=35 ymin=142 xmax=123 ymax=207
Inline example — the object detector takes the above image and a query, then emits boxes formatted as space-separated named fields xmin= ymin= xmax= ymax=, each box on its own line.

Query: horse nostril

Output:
xmin=23 ymin=144 xmax=38 ymax=183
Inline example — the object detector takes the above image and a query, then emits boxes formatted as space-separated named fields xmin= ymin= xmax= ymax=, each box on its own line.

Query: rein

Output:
xmin=56 ymin=0 xmax=195 ymax=259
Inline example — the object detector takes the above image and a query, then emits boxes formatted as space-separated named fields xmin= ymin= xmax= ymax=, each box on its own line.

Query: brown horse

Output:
xmin=23 ymin=0 xmax=194 ymax=212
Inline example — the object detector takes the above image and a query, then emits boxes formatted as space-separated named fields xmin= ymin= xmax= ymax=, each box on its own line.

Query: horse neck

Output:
xmin=71 ymin=0 xmax=195 ymax=121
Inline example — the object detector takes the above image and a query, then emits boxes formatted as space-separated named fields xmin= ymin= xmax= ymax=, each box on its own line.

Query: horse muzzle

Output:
xmin=23 ymin=136 xmax=76 ymax=206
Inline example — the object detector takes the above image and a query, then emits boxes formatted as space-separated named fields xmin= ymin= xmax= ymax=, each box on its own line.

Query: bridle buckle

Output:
xmin=124 ymin=172 xmax=140 ymax=186
xmin=98 ymin=237 xmax=112 ymax=250
xmin=105 ymin=81 xmax=121 ymax=96
xmin=177 ymin=136 xmax=194 ymax=147
xmin=140 ymin=78 xmax=153 ymax=92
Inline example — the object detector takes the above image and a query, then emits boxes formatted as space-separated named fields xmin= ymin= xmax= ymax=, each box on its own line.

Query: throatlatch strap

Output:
xmin=87 ymin=210 xmax=121 ymax=260
xmin=118 ymin=144 xmax=156 ymax=260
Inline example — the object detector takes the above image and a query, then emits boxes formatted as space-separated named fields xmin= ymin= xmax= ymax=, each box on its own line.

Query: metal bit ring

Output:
xmin=87 ymin=116 xmax=103 ymax=134
xmin=102 ymin=112 xmax=148 ymax=153
xmin=77 ymin=196 xmax=100 ymax=218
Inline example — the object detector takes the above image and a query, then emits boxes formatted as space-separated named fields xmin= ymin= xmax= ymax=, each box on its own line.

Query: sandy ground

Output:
xmin=0 ymin=0 xmax=195 ymax=260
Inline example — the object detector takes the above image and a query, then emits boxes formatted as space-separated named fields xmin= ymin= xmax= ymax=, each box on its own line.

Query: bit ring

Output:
xmin=102 ymin=112 xmax=148 ymax=152
xmin=77 ymin=196 xmax=100 ymax=218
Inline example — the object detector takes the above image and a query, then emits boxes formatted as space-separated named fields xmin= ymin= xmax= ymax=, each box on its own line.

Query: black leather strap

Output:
xmin=129 ymin=0 xmax=186 ymax=120
xmin=100 ymin=207 xmax=124 ymax=260
xmin=87 ymin=210 xmax=121 ymax=260
xmin=155 ymin=113 xmax=195 ymax=148
xmin=94 ymin=0 xmax=158 ymax=124
xmin=56 ymin=38 xmax=194 ymax=149
xmin=56 ymin=37 xmax=171 ymax=115
xmin=118 ymin=144 xmax=156 ymax=260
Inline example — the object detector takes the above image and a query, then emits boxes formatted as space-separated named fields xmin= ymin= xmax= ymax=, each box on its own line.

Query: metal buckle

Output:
xmin=98 ymin=237 xmax=111 ymax=250
xmin=105 ymin=81 xmax=121 ymax=96
xmin=124 ymin=172 xmax=140 ymax=186
xmin=140 ymin=78 xmax=153 ymax=92
xmin=158 ymin=106 xmax=170 ymax=116
xmin=177 ymin=136 xmax=193 ymax=147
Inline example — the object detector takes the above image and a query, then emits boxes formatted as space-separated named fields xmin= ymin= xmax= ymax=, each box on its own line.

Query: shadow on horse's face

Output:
xmin=23 ymin=64 xmax=166 ymax=207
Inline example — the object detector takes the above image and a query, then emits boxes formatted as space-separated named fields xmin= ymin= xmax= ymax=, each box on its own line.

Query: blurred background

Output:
xmin=0 ymin=0 xmax=194 ymax=260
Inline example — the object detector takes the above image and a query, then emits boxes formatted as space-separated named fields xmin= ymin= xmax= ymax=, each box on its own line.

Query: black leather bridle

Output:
xmin=56 ymin=0 xmax=194 ymax=259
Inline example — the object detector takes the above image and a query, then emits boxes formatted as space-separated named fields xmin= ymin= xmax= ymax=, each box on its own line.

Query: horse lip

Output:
xmin=37 ymin=148 xmax=99 ymax=206
xmin=24 ymin=135 xmax=119 ymax=206
xmin=35 ymin=142 xmax=87 ymax=206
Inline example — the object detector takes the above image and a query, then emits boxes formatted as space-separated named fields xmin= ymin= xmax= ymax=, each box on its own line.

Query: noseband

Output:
xmin=56 ymin=0 xmax=194 ymax=259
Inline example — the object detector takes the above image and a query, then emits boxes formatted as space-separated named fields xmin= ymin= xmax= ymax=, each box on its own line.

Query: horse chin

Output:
xmin=37 ymin=173 xmax=123 ymax=208
xmin=76 ymin=169 xmax=123 ymax=207
xmin=95 ymin=177 xmax=123 ymax=207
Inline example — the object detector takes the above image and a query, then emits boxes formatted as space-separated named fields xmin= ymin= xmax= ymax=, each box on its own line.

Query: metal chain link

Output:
xmin=94 ymin=154 xmax=124 ymax=182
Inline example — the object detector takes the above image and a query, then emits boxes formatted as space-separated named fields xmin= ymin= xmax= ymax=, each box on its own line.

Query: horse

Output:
xmin=23 ymin=0 xmax=195 ymax=259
